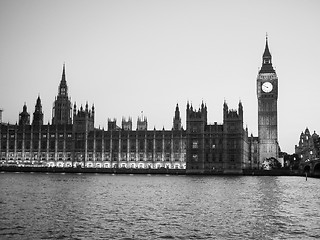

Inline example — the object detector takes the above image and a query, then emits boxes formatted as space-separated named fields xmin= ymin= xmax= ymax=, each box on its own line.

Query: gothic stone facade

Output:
xmin=0 ymin=67 xmax=187 ymax=169
xmin=295 ymin=128 xmax=320 ymax=163
xmin=0 ymin=108 xmax=187 ymax=169
xmin=0 ymin=100 xmax=251 ymax=172
xmin=0 ymin=38 xmax=280 ymax=172
xmin=185 ymin=101 xmax=250 ymax=174
xmin=0 ymin=75 xmax=248 ymax=172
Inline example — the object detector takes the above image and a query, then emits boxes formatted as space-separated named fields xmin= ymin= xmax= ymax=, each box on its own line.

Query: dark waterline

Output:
xmin=0 ymin=172 xmax=319 ymax=239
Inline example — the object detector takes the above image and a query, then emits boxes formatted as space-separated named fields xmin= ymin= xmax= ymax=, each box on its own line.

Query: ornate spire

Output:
xmin=58 ymin=63 xmax=68 ymax=96
xmin=92 ymin=104 xmax=95 ymax=117
xmin=73 ymin=102 xmax=77 ymax=116
xmin=174 ymin=103 xmax=180 ymax=119
xmin=32 ymin=95 xmax=43 ymax=125
xmin=259 ymin=35 xmax=275 ymax=74
xmin=23 ymin=102 xmax=27 ymax=112
xmin=35 ymin=95 xmax=42 ymax=111
xmin=173 ymin=103 xmax=182 ymax=130
xmin=61 ymin=63 xmax=66 ymax=83
xmin=85 ymin=101 xmax=88 ymax=112
xmin=263 ymin=34 xmax=271 ymax=58
xmin=52 ymin=63 xmax=72 ymax=125
xmin=238 ymin=100 xmax=243 ymax=117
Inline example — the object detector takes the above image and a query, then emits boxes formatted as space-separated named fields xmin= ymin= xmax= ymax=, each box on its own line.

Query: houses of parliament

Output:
xmin=0 ymin=38 xmax=280 ymax=173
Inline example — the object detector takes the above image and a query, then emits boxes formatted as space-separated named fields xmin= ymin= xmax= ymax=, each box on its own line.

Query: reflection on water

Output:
xmin=0 ymin=173 xmax=319 ymax=239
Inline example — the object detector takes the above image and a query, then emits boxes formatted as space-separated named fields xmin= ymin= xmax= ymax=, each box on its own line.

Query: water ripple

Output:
xmin=0 ymin=174 xmax=319 ymax=239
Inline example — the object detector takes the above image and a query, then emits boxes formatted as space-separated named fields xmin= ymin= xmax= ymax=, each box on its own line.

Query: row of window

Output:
xmin=1 ymin=134 xmax=72 ymax=138
xmin=191 ymin=153 xmax=237 ymax=162
xmin=2 ymin=156 xmax=185 ymax=162
xmin=1 ymin=140 xmax=186 ymax=151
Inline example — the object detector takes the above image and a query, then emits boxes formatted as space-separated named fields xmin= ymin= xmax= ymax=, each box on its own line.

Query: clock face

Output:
xmin=262 ymin=82 xmax=273 ymax=93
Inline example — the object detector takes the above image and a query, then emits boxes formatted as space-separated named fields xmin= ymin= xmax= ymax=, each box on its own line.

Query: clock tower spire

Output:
xmin=260 ymin=35 xmax=275 ymax=74
xmin=257 ymin=36 xmax=279 ymax=166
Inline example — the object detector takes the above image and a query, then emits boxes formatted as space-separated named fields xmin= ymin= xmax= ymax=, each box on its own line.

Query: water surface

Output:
xmin=0 ymin=173 xmax=319 ymax=239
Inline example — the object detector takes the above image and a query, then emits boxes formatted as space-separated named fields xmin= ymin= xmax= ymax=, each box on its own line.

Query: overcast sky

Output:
xmin=1 ymin=0 xmax=319 ymax=153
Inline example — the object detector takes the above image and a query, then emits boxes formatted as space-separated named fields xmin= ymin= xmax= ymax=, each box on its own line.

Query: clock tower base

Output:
xmin=259 ymin=140 xmax=279 ymax=166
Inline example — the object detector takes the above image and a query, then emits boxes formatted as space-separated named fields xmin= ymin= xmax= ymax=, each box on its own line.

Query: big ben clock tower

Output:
xmin=257 ymin=36 xmax=279 ymax=165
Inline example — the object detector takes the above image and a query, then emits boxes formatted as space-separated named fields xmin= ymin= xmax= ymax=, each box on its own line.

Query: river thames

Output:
xmin=0 ymin=172 xmax=319 ymax=240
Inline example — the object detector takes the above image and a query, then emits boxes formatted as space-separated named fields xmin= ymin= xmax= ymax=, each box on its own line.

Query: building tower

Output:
xmin=257 ymin=36 xmax=279 ymax=164
xmin=173 ymin=103 xmax=182 ymax=130
xmin=19 ymin=103 xmax=30 ymax=126
xmin=52 ymin=64 xmax=72 ymax=125
xmin=32 ymin=95 xmax=44 ymax=126
xmin=137 ymin=114 xmax=147 ymax=131
xmin=122 ymin=117 xmax=132 ymax=130
xmin=73 ymin=102 xmax=95 ymax=133
xmin=186 ymin=101 xmax=207 ymax=172
xmin=223 ymin=101 xmax=247 ymax=171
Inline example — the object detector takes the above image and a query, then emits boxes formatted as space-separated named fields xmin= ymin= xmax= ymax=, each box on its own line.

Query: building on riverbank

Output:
xmin=295 ymin=128 xmax=320 ymax=163
xmin=0 ymin=38 xmax=281 ymax=173
xmin=0 ymin=64 xmax=248 ymax=172
xmin=185 ymin=100 xmax=251 ymax=174
xmin=0 ymin=66 xmax=187 ymax=170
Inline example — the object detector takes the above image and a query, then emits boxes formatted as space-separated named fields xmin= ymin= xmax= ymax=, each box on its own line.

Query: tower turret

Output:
xmin=73 ymin=102 xmax=77 ymax=117
xmin=58 ymin=64 xmax=68 ymax=96
xmin=173 ymin=103 xmax=182 ymax=130
xmin=223 ymin=100 xmax=228 ymax=119
xmin=137 ymin=116 xmax=147 ymax=131
xmin=186 ymin=102 xmax=207 ymax=133
xmin=52 ymin=64 xmax=72 ymax=125
xmin=73 ymin=102 xmax=94 ymax=132
xmin=122 ymin=117 xmax=132 ymax=130
xmin=223 ymin=101 xmax=243 ymax=130
xmin=186 ymin=101 xmax=208 ymax=173
xmin=238 ymin=101 xmax=243 ymax=118
xmin=19 ymin=103 xmax=30 ymax=126
xmin=32 ymin=95 xmax=44 ymax=125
